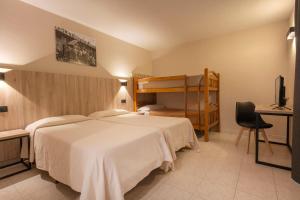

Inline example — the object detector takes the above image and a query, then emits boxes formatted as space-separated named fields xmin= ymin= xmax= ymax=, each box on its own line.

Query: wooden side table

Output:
xmin=0 ymin=129 xmax=31 ymax=179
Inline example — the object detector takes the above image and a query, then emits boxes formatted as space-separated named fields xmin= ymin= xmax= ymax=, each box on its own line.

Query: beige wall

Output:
xmin=0 ymin=0 xmax=152 ymax=78
xmin=153 ymin=20 xmax=290 ymax=133
xmin=287 ymin=10 xmax=296 ymax=145
xmin=287 ymin=11 xmax=296 ymax=106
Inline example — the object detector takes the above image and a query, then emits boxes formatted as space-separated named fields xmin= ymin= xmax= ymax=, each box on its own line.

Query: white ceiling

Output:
xmin=21 ymin=0 xmax=294 ymax=52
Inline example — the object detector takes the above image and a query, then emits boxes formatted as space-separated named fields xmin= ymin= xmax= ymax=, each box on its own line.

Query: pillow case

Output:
xmin=89 ymin=109 xmax=129 ymax=119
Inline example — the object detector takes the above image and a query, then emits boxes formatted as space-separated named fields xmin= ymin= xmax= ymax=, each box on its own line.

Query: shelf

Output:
xmin=137 ymin=87 xmax=185 ymax=93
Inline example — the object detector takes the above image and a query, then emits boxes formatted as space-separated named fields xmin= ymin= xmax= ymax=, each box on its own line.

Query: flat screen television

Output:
xmin=275 ymin=75 xmax=286 ymax=107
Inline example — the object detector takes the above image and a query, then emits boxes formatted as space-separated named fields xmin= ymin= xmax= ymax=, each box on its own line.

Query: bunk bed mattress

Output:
xmin=27 ymin=118 xmax=172 ymax=200
xmin=94 ymin=113 xmax=199 ymax=160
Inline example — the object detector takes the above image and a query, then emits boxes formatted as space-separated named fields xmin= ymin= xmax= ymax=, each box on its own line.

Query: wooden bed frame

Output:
xmin=133 ymin=68 xmax=220 ymax=142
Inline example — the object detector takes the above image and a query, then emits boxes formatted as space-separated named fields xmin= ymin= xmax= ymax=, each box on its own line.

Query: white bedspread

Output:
xmin=91 ymin=113 xmax=199 ymax=160
xmin=26 ymin=117 xmax=172 ymax=200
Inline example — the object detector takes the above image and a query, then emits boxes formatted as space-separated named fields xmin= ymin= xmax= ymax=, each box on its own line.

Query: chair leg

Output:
xmin=235 ymin=128 xmax=245 ymax=146
xmin=247 ymin=129 xmax=252 ymax=154
xmin=261 ymin=129 xmax=273 ymax=154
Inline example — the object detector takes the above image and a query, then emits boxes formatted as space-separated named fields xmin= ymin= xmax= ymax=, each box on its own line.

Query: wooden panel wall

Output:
xmin=0 ymin=70 xmax=133 ymax=163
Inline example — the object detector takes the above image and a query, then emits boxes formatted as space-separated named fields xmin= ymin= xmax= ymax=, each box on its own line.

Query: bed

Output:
xmin=23 ymin=115 xmax=173 ymax=200
xmin=133 ymin=68 xmax=220 ymax=142
xmin=89 ymin=110 xmax=199 ymax=160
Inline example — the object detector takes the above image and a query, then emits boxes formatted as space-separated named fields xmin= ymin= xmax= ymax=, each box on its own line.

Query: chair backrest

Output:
xmin=236 ymin=102 xmax=256 ymax=124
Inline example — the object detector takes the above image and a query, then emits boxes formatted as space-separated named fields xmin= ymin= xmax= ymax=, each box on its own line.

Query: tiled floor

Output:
xmin=0 ymin=132 xmax=299 ymax=200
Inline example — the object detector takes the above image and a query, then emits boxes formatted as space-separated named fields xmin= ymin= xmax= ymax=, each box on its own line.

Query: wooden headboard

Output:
xmin=0 ymin=70 xmax=133 ymax=164
xmin=0 ymin=70 xmax=133 ymax=131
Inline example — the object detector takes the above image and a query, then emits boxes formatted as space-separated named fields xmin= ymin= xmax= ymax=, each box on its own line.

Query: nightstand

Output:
xmin=0 ymin=129 xmax=31 ymax=179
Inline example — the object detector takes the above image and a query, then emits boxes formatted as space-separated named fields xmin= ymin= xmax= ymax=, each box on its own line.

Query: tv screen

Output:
xmin=275 ymin=76 xmax=286 ymax=107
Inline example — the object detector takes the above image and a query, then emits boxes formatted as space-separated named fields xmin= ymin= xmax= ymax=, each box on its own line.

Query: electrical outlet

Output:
xmin=0 ymin=106 xmax=8 ymax=112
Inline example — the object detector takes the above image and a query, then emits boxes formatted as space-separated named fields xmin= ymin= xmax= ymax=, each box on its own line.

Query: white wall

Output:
xmin=153 ymin=20 xmax=290 ymax=133
xmin=0 ymin=0 xmax=152 ymax=78
xmin=287 ymin=11 xmax=296 ymax=106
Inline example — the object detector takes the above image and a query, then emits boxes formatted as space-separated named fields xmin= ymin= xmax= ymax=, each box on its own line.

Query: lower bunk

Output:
xmin=143 ymin=107 xmax=220 ymax=132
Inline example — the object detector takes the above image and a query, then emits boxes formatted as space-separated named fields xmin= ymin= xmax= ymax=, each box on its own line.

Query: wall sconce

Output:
xmin=0 ymin=72 xmax=5 ymax=81
xmin=119 ymin=79 xmax=128 ymax=86
xmin=0 ymin=69 xmax=10 ymax=112
xmin=0 ymin=67 xmax=12 ymax=81
xmin=119 ymin=79 xmax=128 ymax=103
xmin=287 ymin=27 xmax=295 ymax=40
xmin=0 ymin=72 xmax=7 ymax=112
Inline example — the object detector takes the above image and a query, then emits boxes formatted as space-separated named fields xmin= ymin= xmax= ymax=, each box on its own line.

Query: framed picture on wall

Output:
xmin=55 ymin=26 xmax=97 ymax=67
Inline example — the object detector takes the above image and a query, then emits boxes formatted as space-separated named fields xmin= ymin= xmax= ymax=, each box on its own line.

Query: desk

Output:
xmin=255 ymin=105 xmax=293 ymax=170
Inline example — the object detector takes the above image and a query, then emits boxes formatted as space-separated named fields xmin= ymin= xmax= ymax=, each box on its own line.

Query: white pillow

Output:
xmin=138 ymin=104 xmax=165 ymax=111
xmin=26 ymin=115 xmax=91 ymax=133
xmin=89 ymin=109 xmax=129 ymax=119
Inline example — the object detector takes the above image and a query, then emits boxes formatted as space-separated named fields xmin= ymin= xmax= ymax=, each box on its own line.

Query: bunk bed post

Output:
xmin=204 ymin=68 xmax=210 ymax=142
xmin=133 ymin=77 xmax=138 ymax=112
xmin=197 ymin=78 xmax=201 ymax=131
xmin=184 ymin=75 xmax=187 ymax=117
xmin=216 ymin=73 xmax=221 ymax=132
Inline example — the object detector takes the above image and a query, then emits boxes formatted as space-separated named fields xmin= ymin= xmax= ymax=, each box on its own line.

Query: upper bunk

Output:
xmin=134 ymin=68 xmax=220 ymax=94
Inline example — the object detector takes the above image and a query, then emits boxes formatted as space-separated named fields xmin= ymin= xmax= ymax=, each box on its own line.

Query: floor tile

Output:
xmin=273 ymin=169 xmax=300 ymax=200
xmin=125 ymin=169 xmax=169 ymax=200
xmin=146 ymin=183 xmax=192 ymax=200
xmin=0 ymin=185 xmax=28 ymax=200
xmin=190 ymin=180 xmax=236 ymax=200
xmin=234 ymin=190 xmax=271 ymax=200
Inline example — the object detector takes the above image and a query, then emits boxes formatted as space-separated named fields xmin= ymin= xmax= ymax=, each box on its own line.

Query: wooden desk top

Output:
xmin=0 ymin=129 xmax=29 ymax=141
xmin=255 ymin=105 xmax=293 ymax=115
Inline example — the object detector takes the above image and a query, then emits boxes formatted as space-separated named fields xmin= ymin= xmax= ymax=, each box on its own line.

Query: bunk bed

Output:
xmin=133 ymin=68 xmax=220 ymax=142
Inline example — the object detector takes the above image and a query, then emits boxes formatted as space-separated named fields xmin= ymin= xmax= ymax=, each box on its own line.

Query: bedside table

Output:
xmin=0 ymin=129 xmax=31 ymax=179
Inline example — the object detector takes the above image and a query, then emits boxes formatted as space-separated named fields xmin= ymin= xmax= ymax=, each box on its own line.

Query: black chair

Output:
xmin=235 ymin=102 xmax=273 ymax=154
